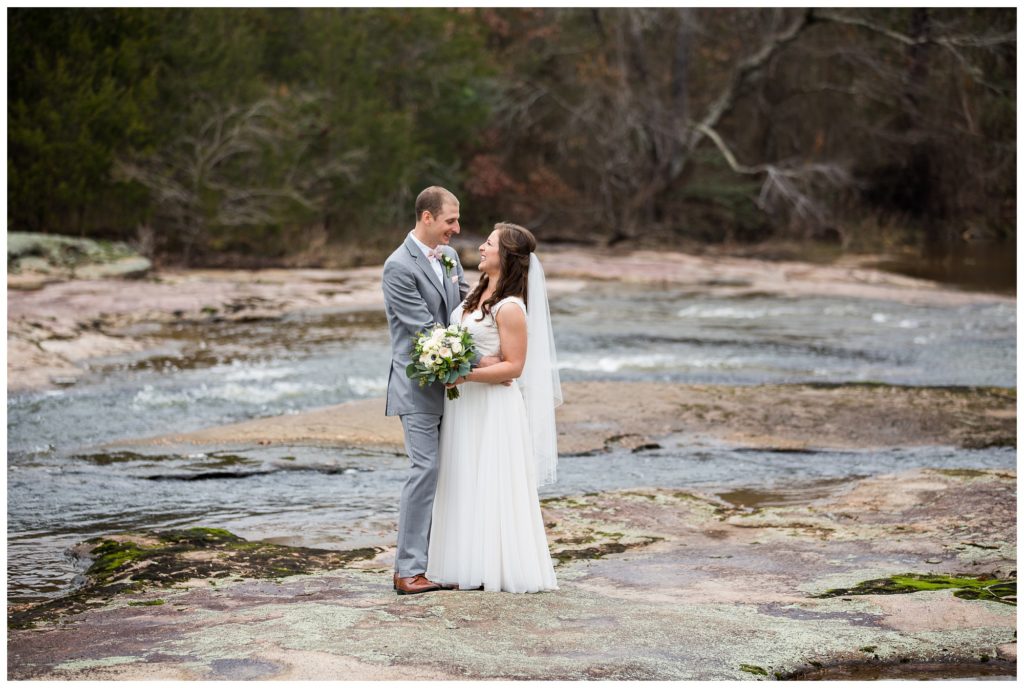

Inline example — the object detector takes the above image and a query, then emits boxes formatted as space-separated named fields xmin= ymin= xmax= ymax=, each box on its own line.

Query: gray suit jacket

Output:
xmin=382 ymin=235 xmax=472 ymax=416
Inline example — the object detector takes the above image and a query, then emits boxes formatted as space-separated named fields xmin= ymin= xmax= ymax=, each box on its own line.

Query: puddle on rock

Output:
xmin=715 ymin=476 xmax=858 ymax=510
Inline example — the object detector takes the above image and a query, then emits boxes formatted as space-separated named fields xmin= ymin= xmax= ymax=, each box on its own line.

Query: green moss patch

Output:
xmin=73 ymin=450 xmax=179 ymax=465
xmin=73 ymin=451 xmax=257 ymax=469
xmin=815 ymin=573 xmax=1015 ymax=605
xmin=8 ymin=527 xmax=380 ymax=629
xmin=542 ymin=490 xmax=682 ymax=565
xmin=540 ymin=496 xmax=594 ymax=509
xmin=551 ymin=532 xmax=663 ymax=565
xmin=781 ymin=658 xmax=1017 ymax=680
xmin=932 ymin=468 xmax=991 ymax=479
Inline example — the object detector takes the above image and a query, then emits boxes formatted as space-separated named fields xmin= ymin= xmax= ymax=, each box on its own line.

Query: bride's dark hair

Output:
xmin=464 ymin=222 xmax=537 ymax=320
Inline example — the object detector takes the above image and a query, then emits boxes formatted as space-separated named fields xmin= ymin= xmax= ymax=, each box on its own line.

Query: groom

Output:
xmin=382 ymin=186 xmax=495 ymax=595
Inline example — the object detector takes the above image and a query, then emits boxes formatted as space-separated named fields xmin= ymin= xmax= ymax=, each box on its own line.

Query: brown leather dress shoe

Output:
xmin=393 ymin=573 xmax=443 ymax=595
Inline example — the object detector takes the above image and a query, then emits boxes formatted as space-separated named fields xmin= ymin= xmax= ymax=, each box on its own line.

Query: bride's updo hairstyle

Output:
xmin=465 ymin=222 xmax=537 ymax=320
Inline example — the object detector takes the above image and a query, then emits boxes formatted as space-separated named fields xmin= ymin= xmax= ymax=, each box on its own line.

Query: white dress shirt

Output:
xmin=409 ymin=231 xmax=444 ymax=285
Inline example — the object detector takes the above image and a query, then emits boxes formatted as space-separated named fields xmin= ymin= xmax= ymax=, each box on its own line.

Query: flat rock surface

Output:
xmin=7 ymin=468 xmax=1016 ymax=680
xmin=119 ymin=381 xmax=1015 ymax=454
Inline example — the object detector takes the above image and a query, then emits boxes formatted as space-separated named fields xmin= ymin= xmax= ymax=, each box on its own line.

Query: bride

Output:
xmin=425 ymin=222 xmax=561 ymax=593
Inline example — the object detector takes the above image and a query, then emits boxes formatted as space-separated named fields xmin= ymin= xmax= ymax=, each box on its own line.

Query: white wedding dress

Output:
xmin=426 ymin=296 xmax=558 ymax=593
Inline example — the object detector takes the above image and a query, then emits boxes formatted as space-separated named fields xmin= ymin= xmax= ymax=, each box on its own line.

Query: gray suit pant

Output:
xmin=395 ymin=412 xmax=442 ymax=577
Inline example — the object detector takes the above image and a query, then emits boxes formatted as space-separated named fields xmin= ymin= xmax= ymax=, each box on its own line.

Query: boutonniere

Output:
xmin=439 ymin=253 xmax=456 ymax=276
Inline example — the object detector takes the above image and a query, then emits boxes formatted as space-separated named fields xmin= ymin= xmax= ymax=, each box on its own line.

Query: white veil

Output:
xmin=520 ymin=253 xmax=562 ymax=486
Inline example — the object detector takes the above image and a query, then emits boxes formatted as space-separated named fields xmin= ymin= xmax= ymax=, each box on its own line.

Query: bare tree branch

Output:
xmin=695 ymin=122 xmax=853 ymax=223
xmin=811 ymin=9 xmax=1015 ymax=94
xmin=811 ymin=9 xmax=1015 ymax=49
xmin=619 ymin=9 xmax=814 ymax=221
xmin=686 ymin=9 xmax=813 ymax=164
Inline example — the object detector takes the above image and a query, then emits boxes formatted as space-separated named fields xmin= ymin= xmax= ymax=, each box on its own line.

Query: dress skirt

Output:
xmin=425 ymin=380 xmax=558 ymax=593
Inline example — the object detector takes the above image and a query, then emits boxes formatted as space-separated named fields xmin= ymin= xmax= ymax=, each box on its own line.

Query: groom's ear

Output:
xmin=419 ymin=210 xmax=434 ymax=224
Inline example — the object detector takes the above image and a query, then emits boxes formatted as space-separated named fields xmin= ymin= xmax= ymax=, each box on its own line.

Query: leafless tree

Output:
xmin=115 ymin=92 xmax=364 ymax=264
xmin=484 ymin=8 xmax=1013 ymax=246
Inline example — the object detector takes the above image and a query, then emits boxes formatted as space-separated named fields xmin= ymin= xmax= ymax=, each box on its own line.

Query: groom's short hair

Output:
xmin=415 ymin=186 xmax=458 ymax=222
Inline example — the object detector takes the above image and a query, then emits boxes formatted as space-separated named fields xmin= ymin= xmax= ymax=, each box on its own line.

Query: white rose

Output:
xmin=439 ymin=347 xmax=452 ymax=359
xmin=451 ymin=341 xmax=463 ymax=355
xmin=419 ymin=353 xmax=432 ymax=365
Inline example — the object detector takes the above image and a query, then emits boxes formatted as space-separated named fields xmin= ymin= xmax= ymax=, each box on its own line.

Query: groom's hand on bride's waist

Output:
xmin=475 ymin=355 xmax=514 ymax=386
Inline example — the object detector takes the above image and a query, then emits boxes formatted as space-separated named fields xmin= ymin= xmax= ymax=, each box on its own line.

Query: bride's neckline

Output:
xmin=457 ymin=295 xmax=521 ymax=325
xmin=458 ymin=304 xmax=480 ymax=325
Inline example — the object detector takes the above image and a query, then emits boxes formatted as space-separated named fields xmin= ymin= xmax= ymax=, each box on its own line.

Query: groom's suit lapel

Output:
xmin=404 ymin=235 xmax=448 ymax=310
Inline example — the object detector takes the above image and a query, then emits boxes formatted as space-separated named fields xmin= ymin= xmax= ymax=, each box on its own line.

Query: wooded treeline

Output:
xmin=8 ymin=8 xmax=1015 ymax=266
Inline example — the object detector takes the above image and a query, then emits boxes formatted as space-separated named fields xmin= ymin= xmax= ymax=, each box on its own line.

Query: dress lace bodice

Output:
xmin=450 ymin=296 xmax=526 ymax=358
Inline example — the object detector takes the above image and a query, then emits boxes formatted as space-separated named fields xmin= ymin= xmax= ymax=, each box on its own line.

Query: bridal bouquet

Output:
xmin=406 ymin=323 xmax=476 ymax=400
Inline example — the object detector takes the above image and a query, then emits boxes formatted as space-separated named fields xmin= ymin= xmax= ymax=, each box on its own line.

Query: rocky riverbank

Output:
xmin=7 ymin=266 xmax=385 ymax=392
xmin=8 ymin=247 xmax=1011 ymax=394
xmin=7 ymin=467 xmax=1016 ymax=680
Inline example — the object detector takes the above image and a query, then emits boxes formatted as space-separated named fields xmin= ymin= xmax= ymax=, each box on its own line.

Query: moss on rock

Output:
xmin=932 ymin=468 xmax=992 ymax=479
xmin=7 ymin=232 xmax=151 ymax=277
xmin=815 ymin=573 xmax=1016 ymax=605
xmin=740 ymin=664 xmax=768 ymax=676
xmin=8 ymin=527 xmax=380 ymax=629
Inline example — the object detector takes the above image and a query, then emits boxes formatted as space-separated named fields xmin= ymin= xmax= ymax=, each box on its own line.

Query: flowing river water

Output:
xmin=7 ymin=282 xmax=1016 ymax=602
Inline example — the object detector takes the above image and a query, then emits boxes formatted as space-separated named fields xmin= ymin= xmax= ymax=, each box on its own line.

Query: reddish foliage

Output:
xmin=465 ymin=154 xmax=518 ymax=198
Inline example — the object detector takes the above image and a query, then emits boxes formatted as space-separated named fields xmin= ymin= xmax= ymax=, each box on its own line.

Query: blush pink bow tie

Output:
xmin=426 ymin=247 xmax=443 ymax=261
